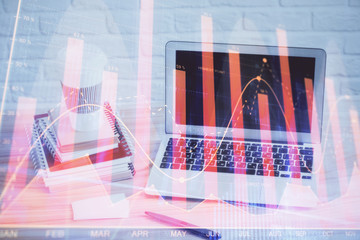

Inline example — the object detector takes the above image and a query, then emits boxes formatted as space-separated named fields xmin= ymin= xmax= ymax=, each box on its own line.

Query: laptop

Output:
xmin=146 ymin=41 xmax=326 ymax=207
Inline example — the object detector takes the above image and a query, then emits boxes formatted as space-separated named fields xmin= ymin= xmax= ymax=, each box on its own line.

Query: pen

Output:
xmin=145 ymin=211 xmax=221 ymax=239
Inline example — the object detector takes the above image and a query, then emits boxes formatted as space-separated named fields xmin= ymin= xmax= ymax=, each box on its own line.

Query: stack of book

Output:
xmin=29 ymin=104 xmax=135 ymax=192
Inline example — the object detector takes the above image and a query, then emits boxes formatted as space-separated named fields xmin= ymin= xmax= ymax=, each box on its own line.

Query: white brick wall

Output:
xmin=0 ymin=0 xmax=359 ymax=111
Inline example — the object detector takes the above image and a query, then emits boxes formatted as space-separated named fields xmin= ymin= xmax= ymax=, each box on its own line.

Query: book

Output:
xmin=36 ymin=116 xmax=120 ymax=162
xmin=48 ymin=108 xmax=118 ymax=153
xmin=29 ymin=111 xmax=135 ymax=192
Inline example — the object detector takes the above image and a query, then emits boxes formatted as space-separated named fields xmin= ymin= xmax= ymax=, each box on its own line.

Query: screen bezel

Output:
xmin=165 ymin=41 xmax=326 ymax=144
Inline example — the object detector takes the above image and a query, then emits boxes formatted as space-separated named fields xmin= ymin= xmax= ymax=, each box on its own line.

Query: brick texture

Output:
xmin=244 ymin=11 xmax=311 ymax=31
xmin=313 ymin=11 xmax=360 ymax=31
xmin=280 ymin=0 xmax=347 ymax=7
xmin=0 ymin=0 xmax=359 ymax=109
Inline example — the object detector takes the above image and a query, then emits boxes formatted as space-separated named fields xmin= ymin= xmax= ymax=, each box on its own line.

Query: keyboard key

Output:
xmin=174 ymin=158 xmax=185 ymax=164
xmin=274 ymin=159 xmax=284 ymax=165
xmin=285 ymin=160 xmax=294 ymax=166
xmin=237 ymin=162 xmax=246 ymax=168
xmin=279 ymin=148 xmax=288 ymax=153
xmin=291 ymin=172 xmax=301 ymax=178
xmin=233 ymin=150 xmax=242 ymax=156
xmin=160 ymin=163 xmax=170 ymax=169
xmin=162 ymin=157 xmax=173 ymax=163
xmin=205 ymin=160 xmax=216 ymax=166
xmin=263 ymin=153 xmax=272 ymax=158
xmin=245 ymin=157 xmax=253 ymax=163
xmin=217 ymin=155 xmax=223 ymax=161
xmin=226 ymin=162 xmax=235 ymax=168
xmin=195 ymin=160 xmax=204 ymax=165
xmin=289 ymin=148 xmax=298 ymax=154
xmin=223 ymin=155 xmax=233 ymax=161
xmin=305 ymin=161 xmax=313 ymax=168
xmin=217 ymin=167 xmax=234 ymax=173
xmin=217 ymin=161 xmax=226 ymax=167
xmin=249 ymin=146 xmax=258 ymax=151
xmin=267 ymin=165 xmax=278 ymax=171
xmin=245 ymin=151 xmax=252 ymax=157
xmin=171 ymin=163 xmax=180 ymax=169
xmin=253 ymin=158 xmax=263 ymax=163
xmin=180 ymin=164 xmax=191 ymax=170
xmin=283 ymin=154 xmax=291 ymax=159
xmin=299 ymin=150 xmax=313 ymax=155
xmin=280 ymin=174 xmax=290 ymax=178
xmin=246 ymin=169 xmax=256 ymax=175
xmin=256 ymin=170 xmax=269 ymax=176
xmin=247 ymin=163 xmax=257 ymax=169
xmin=252 ymin=152 xmax=262 ymax=158
xmin=304 ymin=155 xmax=313 ymax=161
xmin=257 ymin=163 xmax=264 ymax=169
xmin=279 ymin=165 xmax=289 ymax=171
xmin=191 ymin=165 xmax=203 ymax=171
xmin=221 ymin=149 xmax=231 ymax=155
xmin=191 ymin=153 xmax=202 ymax=159
xmin=295 ymin=161 xmax=305 ymax=167
xmin=264 ymin=158 xmax=273 ymax=164
xmin=302 ymin=175 xmax=312 ymax=180
xmin=273 ymin=153 xmax=282 ymax=158
xmin=186 ymin=159 xmax=194 ymax=164
xmin=300 ymin=167 xmax=312 ymax=173
xmin=219 ymin=143 xmax=228 ymax=149
xmin=290 ymin=166 xmax=301 ymax=172
xmin=204 ymin=166 xmax=217 ymax=172
xmin=269 ymin=171 xmax=280 ymax=177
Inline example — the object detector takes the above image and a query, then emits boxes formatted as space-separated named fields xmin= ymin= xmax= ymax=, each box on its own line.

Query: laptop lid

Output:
xmin=165 ymin=41 xmax=326 ymax=144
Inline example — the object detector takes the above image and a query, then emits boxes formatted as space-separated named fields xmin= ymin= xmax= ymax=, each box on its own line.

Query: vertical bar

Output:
xmin=201 ymin=15 xmax=218 ymax=199
xmin=350 ymin=109 xmax=360 ymax=168
xmin=276 ymin=29 xmax=297 ymax=143
xmin=1 ymin=97 xmax=37 ymax=211
xmin=326 ymin=78 xmax=348 ymax=195
xmin=304 ymin=78 xmax=327 ymax=200
xmin=228 ymin=51 xmax=248 ymax=202
xmin=134 ymin=0 xmax=154 ymax=191
xmin=276 ymin=29 xmax=301 ymax=185
xmin=175 ymin=70 xmax=187 ymax=126
xmin=258 ymin=93 xmax=277 ymax=205
xmin=172 ymin=69 xmax=187 ymax=209
xmin=57 ymin=37 xmax=84 ymax=159
xmin=99 ymin=71 xmax=118 ymax=193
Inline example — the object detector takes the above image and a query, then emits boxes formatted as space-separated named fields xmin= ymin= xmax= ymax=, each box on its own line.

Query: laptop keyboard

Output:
xmin=160 ymin=138 xmax=313 ymax=179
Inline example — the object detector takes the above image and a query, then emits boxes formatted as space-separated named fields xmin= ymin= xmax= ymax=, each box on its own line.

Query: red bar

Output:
xmin=326 ymin=78 xmax=347 ymax=195
xmin=350 ymin=109 xmax=360 ymax=168
xmin=134 ymin=0 xmax=154 ymax=191
xmin=229 ymin=51 xmax=244 ymax=139
xmin=1 ymin=97 xmax=37 ymax=211
xmin=304 ymin=78 xmax=327 ymax=200
xmin=258 ymin=93 xmax=277 ymax=205
xmin=57 ymin=37 xmax=84 ymax=159
xmin=201 ymin=15 xmax=218 ymax=200
xmin=277 ymin=29 xmax=297 ymax=144
xmin=172 ymin=69 xmax=187 ymax=208
xmin=98 ymin=71 xmax=118 ymax=193
xmin=175 ymin=70 xmax=186 ymax=125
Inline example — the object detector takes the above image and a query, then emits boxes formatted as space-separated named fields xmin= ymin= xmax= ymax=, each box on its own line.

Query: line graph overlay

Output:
xmin=0 ymin=0 xmax=22 ymax=129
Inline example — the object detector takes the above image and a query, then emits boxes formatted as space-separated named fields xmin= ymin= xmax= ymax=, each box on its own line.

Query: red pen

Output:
xmin=145 ymin=211 xmax=221 ymax=239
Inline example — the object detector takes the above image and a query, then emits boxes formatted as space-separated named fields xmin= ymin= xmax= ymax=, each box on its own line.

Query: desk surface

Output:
xmin=0 ymin=99 xmax=360 ymax=239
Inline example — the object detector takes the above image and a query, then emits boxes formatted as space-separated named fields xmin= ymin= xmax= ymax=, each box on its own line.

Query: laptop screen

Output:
xmin=175 ymin=50 xmax=315 ymax=133
xmin=166 ymin=42 xmax=326 ymax=143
